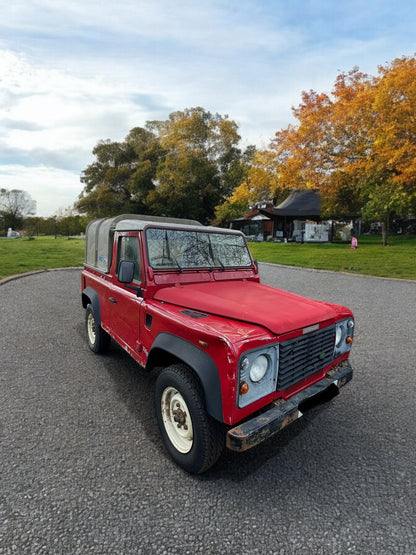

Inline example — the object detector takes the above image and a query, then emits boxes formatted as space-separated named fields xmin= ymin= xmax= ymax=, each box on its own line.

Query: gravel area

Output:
xmin=0 ymin=266 xmax=415 ymax=554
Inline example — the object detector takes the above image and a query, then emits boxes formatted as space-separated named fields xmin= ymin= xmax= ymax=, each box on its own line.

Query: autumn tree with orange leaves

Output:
xmin=217 ymin=56 xmax=416 ymax=245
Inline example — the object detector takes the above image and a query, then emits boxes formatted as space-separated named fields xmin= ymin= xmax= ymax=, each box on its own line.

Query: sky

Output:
xmin=1 ymin=0 xmax=416 ymax=217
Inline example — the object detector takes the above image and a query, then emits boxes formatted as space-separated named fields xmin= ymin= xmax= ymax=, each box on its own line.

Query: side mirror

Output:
xmin=118 ymin=260 xmax=135 ymax=283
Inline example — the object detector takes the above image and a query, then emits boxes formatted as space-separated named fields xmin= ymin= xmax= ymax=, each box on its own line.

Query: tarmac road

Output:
xmin=0 ymin=265 xmax=415 ymax=554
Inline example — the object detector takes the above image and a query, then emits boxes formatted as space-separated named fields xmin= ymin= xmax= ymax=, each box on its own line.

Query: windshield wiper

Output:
xmin=172 ymin=256 xmax=183 ymax=273
xmin=218 ymin=258 xmax=226 ymax=271
xmin=207 ymin=236 xmax=225 ymax=271
xmin=164 ymin=230 xmax=182 ymax=273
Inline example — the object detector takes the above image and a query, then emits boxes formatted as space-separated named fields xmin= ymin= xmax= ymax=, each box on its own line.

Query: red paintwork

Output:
xmin=153 ymin=280 xmax=339 ymax=335
xmin=82 ymin=228 xmax=354 ymax=426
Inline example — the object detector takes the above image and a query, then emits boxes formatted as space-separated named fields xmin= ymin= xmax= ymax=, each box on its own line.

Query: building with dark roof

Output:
xmin=231 ymin=190 xmax=329 ymax=242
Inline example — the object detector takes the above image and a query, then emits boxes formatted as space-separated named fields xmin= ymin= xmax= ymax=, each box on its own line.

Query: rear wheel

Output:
xmin=155 ymin=364 xmax=224 ymax=474
xmin=85 ymin=304 xmax=110 ymax=353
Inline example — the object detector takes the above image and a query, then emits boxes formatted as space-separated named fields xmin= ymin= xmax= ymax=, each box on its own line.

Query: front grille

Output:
xmin=277 ymin=325 xmax=335 ymax=391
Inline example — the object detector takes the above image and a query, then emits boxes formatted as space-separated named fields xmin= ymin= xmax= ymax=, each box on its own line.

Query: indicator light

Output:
xmin=239 ymin=381 xmax=249 ymax=395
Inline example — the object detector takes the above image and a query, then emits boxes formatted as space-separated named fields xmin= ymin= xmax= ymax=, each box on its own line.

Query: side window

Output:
xmin=117 ymin=236 xmax=142 ymax=283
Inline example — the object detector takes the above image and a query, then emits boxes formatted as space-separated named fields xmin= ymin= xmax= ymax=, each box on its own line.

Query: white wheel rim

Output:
xmin=87 ymin=312 xmax=96 ymax=344
xmin=161 ymin=387 xmax=194 ymax=454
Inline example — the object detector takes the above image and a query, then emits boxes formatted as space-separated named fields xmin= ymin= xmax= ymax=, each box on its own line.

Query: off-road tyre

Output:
xmin=155 ymin=363 xmax=224 ymax=474
xmin=85 ymin=304 xmax=110 ymax=353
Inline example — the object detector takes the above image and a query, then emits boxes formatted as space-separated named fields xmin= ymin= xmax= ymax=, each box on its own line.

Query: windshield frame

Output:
xmin=145 ymin=225 xmax=253 ymax=272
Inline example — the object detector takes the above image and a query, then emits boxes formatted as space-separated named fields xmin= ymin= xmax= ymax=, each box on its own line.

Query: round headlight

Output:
xmin=249 ymin=354 xmax=269 ymax=382
xmin=335 ymin=326 xmax=343 ymax=347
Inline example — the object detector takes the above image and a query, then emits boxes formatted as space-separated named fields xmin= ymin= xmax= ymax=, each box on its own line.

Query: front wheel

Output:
xmin=155 ymin=364 xmax=224 ymax=474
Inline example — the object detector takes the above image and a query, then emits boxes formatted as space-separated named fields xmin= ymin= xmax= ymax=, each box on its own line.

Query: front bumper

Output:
xmin=226 ymin=360 xmax=353 ymax=452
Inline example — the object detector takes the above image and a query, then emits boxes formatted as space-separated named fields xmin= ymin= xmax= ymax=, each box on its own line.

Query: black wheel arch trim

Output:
xmin=148 ymin=332 xmax=224 ymax=423
xmin=82 ymin=287 xmax=102 ymax=325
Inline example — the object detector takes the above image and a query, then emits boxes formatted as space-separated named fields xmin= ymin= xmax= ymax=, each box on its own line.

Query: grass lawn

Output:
xmin=0 ymin=234 xmax=415 ymax=281
xmin=0 ymin=236 xmax=85 ymax=280
xmin=249 ymin=235 xmax=416 ymax=281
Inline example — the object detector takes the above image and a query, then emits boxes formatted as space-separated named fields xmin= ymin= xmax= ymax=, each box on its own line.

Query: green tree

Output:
xmin=360 ymin=173 xmax=412 ymax=244
xmin=0 ymin=188 xmax=36 ymax=233
xmin=77 ymin=127 xmax=161 ymax=218
xmin=77 ymin=109 xmax=250 ymax=223
xmin=147 ymin=107 xmax=249 ymax=223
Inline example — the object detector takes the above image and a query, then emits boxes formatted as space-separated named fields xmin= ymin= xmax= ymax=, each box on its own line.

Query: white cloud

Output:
xmin=0 ymin=164 xmax=81 ymax=216
xmin=1 ymin=0 xmax=416 ymax=216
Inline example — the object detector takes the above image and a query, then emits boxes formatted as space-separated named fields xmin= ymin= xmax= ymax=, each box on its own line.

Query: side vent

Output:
xmin=145 ymin=313 xmax=153 ymax=328
xmin=179 ymin=310 xmax=209 ymax=319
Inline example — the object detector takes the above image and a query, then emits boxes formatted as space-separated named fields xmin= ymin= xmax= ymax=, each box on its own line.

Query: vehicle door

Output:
xmin=107 ymin=233 xmax=143 ymax=355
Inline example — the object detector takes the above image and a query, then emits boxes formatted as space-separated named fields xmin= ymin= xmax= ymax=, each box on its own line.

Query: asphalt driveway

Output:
xmin=0 ymin=265 xmax=415 ymax=554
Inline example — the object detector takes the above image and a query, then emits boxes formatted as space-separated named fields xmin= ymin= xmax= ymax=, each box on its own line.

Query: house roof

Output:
xmin=231 ymin=190 xmax=322 ymax=224
xmin=264 ymin=190 xmax=321 ymax=217
xmin=233 ymin=209 xmax=271 ymax=222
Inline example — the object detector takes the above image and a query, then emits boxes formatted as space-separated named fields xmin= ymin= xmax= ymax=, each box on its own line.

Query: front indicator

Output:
xmin=239 ymin=381 xmax=249 ymax=395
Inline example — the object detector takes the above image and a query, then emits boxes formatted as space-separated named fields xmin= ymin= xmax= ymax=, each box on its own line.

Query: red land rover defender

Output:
xmin=81 ymin=214 xmax=354 ymax=473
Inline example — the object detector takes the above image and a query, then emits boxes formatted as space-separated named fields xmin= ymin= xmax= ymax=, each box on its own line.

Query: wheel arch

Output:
xmin=147 ymin=332 xmax=224 ymax=423
xmin=82 ymin=286 xmax=101 ymax=325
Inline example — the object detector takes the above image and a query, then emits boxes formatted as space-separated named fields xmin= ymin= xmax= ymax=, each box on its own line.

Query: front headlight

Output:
xmin=249 ymin=354 xmax=269 ymax=382
xmin=335 ymin=326 xmax=343 ymax=347
xmin=334 ymin=318 xmax=354 ymax=357
xmin=238 ymin=345 xmax=278 ymax=408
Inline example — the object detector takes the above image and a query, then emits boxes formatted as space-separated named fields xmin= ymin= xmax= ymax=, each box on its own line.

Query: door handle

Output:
xmin=109 ymin=297 xmax=118 ymax=304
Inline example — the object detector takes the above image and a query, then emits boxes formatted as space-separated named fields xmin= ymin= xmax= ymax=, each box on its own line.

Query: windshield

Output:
xmin=146 ymin=227 xmax=252 ymax=270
